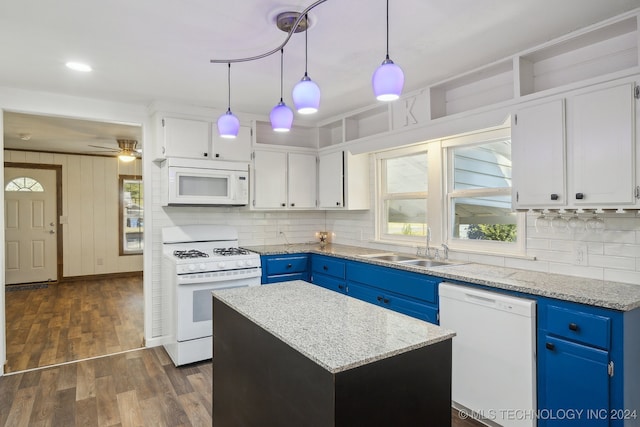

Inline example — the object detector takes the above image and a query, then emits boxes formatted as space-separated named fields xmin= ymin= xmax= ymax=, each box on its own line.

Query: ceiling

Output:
xmin=2 ymin=0 xmax=640 ymax=155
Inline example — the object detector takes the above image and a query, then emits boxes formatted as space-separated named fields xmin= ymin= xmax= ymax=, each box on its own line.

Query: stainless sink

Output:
xmin=365 ymin=254 xmax=418 ymax=262
xmin=398 ymin=259 xmax=449 ymax=268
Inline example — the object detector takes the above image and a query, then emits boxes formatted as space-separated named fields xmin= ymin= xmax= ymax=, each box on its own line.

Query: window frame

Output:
xmin=375 ymin=144 xmax=429 ymax=245
xmin=119 ymin=174 xmax=144 ymax=256
xmin=443 ymin=127 xmax=525 ymax=256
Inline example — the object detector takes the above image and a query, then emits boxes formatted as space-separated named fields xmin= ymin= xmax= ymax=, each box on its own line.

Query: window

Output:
xmin=5 ymin=177 xmax=44 ymax=192
xmin=446 ymin=130 xmax=524 ymax=255
xmin=120 ymin=176 xmax=143 ymax=255
xmin=377 ymin=146 xmax=428 ymax=243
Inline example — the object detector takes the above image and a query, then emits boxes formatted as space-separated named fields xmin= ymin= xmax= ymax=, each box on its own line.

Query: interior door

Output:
xmin=4 ymin=167 xmax=57 ymax=284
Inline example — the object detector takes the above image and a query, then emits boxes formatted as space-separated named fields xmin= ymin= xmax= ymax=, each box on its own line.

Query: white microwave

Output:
xmin=161 ymin=158 xmax=249 ymax=206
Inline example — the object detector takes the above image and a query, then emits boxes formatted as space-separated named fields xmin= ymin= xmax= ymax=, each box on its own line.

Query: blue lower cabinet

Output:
xmin=347 ymin=281 xmax=438 ymax=324
xmin=539 ymin=334 xmax=610 ymax=427
xmin=311 ymin=254 xmax=347 ymax=293
xmin=261 ymin=254 xmax=310 ymax=284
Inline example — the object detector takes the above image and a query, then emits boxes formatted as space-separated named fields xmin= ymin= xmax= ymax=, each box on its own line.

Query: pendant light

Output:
xmin=292 ymin=14 xmax=320 ymax=114
xmin=270 ymin=49 xmax=294 ymax=132
xmin=217 ymin=63 xmax=240 ymax=138
xmin=372 ymin=0 xmax=404 ymax=101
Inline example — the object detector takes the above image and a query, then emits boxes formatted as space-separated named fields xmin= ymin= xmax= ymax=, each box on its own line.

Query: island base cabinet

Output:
xmin=213 ymin=297 xmax=452 ymax=427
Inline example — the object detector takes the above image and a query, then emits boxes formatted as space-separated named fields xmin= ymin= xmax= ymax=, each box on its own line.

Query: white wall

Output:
xmin=5 ymin=150 xmax=143 ymax=276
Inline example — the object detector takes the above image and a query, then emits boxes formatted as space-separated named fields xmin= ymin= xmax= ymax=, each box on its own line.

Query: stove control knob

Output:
xmin=237 ymin=260 xmax=245 ymax=267
xmin=246 ymin=259 xmax=254 ymax=267
xmin=217 ymin=262 xmax=226 ymax=269
xmin=199 ymin=263 xmax=207 ymax=270
xmin=188 ymin=264 xmax=196 ymax=272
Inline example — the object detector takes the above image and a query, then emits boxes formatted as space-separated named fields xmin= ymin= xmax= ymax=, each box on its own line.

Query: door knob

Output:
xmin=49 ymin=230 xmax=55 ymax=234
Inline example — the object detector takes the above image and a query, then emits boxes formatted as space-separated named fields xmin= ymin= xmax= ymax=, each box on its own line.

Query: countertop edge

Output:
xmin=244 ymin=243 xmax=640 ymax=312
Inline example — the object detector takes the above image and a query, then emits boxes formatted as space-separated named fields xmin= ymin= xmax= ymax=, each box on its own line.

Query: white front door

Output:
xmin=4 ymin=167 xmax=58 ymax=285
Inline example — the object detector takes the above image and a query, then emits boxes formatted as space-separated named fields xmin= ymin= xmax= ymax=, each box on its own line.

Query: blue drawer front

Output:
xmin=347 ymin=263 xmax=437 ymax=304
xmin=313 ymin=274 xmax=347 ymax=294
xmin=347 ymin=282 xmax=438 ymax=324
xmin=312 ymin=256 xmax=346 ymax=280
xmin=265 ymin=256 xmax=309 ymax=276
xmin=547 ymin=305 xmax=610 ymax=350
xmin=264 ymin=272 xmax=309 ymax=284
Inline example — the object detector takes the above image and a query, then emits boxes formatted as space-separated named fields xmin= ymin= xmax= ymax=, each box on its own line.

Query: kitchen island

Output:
xmin=212 ymin=280 xmax=456 ymax=427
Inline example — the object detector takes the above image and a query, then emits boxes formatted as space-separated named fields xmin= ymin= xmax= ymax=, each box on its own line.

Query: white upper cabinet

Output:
xmin=318 ymin=151 xmax=370 ymax=210
xmin=567 ymin=82 xmax=636 ymax=206
xmin=160 ymin=117 xmax=211 ymax=159
xmin=512 ymin=80 xmax=637 ymax=210
xmin=212 ymin=125 xmax=252 ymax=162
xmin=288 ymin=153 xmax=317 ymax=209
xmin=252 ymin=150 xmax=317 ymax=210
xmin=253 ymin=150 xmax=287 ymax=209
xmin=512 ymin=99 xmax=566 ymax=208
xmin=318 ymin=151 xmax=343 ymax=208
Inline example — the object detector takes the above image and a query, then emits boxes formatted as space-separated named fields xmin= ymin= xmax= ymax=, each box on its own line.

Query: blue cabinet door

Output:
xmin=261 ymin=254 xmax=310 ymax=284
xmin=539 ymin=335 xmax=610 ymax=427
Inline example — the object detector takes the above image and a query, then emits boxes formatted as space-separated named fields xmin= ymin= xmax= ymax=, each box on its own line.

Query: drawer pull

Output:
xmin=338 ymin=285 xmax=344 ymax=290
xmin=545 ymin=342 xmax=555 ymax=351
xmin=286 ymin=263 xmax=292 ymax=269
xmin=575 ymin=193 xmax=584 ymax=200
xmin=550 ymin=193 xmax=559 ymax=201
xmin=382 ymin=298 xmax=390 ymax=304
xmin=377 ymin=296 xmax=383 ymax=302
xmin=323 ymin=265 xmax=328 ymax=271
xmin=568 ymin=322 xmax=579 ymax=331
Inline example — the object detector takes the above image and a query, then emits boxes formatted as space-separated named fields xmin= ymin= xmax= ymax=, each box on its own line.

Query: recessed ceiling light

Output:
xmin=65 ymin=61 xmax=92 ymax=72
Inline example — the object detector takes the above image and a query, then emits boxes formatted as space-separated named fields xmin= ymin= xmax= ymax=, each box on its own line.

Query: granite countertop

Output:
xmin=243 ymin=243 xmax=640 ymax=311
xmin=212 ymin=280 xmax=455 ymax=374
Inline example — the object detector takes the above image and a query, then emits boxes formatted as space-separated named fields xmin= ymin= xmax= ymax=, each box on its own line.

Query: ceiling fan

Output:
xmin=88 ymin=139 xmax=141 ymax=162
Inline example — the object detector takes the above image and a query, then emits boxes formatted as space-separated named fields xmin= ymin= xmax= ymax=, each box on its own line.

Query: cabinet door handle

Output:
xmin=281 ymin=203 xmax=286 ymax=207
xmin=568 ymin=322 xmax=579 ymax=331
xmin=323 ymin=265 xmax=328 ymax=271
xmin=338 ymin=285 xmax=344 ymax=290
xmin=290 ymin=203 xmax=295 ymax=207
xmin=383 ymin=298 xmax=390 ymax=304
xmin=545 ymin=342 xmax=555 ymax=351
xmin=550 ymin=193 xmax=559 ymax=201
xmin=286 ymin=264 xmax=292 ymax=269
xmin=336 ymin=202 xmax=340 ymax=206
xmin=203 ymin=152 xmax=208 ymax=157
xmin=575 ymin=193 xmax=584 ymax=200
xmin=377 ymin=296 xmax=383 ymax=302
xmin=215 ymin=153 xmax=220 ymax=158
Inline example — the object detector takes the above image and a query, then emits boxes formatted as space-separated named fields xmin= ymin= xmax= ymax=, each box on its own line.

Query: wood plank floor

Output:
xmin=5 ymin=276 xmax=144 ymax=373
xmin=0 ymin=346 xmax=484 ymax=427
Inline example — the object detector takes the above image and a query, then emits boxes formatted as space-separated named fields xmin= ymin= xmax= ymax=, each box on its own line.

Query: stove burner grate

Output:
xmin=173 ymin=249 xmax=210 ymax=259
xmin=213 ymin=248 xmax=251 ymax=256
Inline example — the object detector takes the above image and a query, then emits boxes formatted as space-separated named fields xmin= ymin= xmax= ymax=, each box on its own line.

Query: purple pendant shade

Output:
xmin=292 ymin=74 xmax=320 ymax=114
xmin=217 ymin=63 xmax=240 ymax=138
xmin=372 ymin=56 xmax=404 ymax=101
xmin=217 ymin=109 xmax=240 ymax=138
xmin=270 ymin=101 xmax=294 ymax=132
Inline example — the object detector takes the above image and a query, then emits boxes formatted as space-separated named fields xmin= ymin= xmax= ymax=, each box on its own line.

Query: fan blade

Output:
xmin=88 ymin=144 xmax=119 ymax=152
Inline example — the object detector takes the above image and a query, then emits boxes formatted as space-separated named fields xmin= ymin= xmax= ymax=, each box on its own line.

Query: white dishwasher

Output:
xmin=439 ymin=283 xmax=536 ymax=427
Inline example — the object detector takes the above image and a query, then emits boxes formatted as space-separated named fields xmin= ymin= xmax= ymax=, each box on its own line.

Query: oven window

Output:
xmin=193 ymin=289 xmax=213 ymax=322
xmin=178 ymin=175 xmax=228 ymax=197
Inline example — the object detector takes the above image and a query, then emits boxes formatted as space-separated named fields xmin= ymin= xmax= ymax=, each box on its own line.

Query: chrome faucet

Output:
xmin=425 ymin=226 xmax=432 ymax=258
xmin=441 ymin=243 xmax=449 ymax=260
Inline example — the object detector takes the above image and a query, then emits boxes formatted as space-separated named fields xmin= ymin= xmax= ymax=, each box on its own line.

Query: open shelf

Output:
xmin=345 ymin=105 xmax=390 ymax=142
xmin=519 ymin=16 xmax=638 ymax=96
xmin=430 ymin=60 xmax=514 ymax=119
xmin=255 ymin=120 xmax=318 ymax=149
xmin=318 ymin=120 xmax=343 ymax=149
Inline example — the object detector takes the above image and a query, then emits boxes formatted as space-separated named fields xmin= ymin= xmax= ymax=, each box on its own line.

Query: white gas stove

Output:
xmin=161 ymin=224 xmax=261 ymax=366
